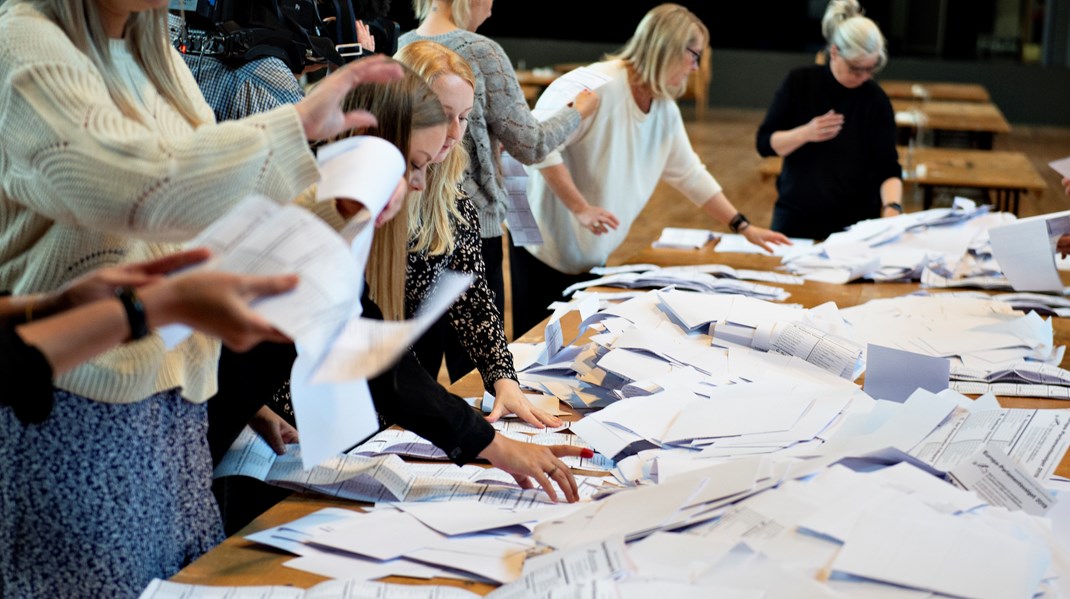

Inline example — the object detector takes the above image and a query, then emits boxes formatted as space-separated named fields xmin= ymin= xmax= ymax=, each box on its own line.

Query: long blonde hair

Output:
xmin=607 ymin=3 xmax=709 ymax=100
xmin=6 ymin=1 xmax=205 ymax=126
xmin=395 ymin=41 xmax=473 ymax=257
xmin=342 ymin=64 xmax=448 ymax=319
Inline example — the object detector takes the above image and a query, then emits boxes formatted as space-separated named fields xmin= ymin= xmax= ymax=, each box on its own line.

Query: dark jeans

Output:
xmin=509 ymin=239 xmax=595 ymax=338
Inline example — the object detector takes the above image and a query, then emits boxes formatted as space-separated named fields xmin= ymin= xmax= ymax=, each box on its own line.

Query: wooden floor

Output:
xmin=496 ymin=105 xmax=1070 ymax=340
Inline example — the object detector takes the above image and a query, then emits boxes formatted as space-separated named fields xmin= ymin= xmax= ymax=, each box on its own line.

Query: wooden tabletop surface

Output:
xmin=880 ymin=80 xmax=991 ymax=103
xmin=891 ymin=99 xmax=1012 ymax=134
xmin=759 ymin=146 xmax=1047 ymax=193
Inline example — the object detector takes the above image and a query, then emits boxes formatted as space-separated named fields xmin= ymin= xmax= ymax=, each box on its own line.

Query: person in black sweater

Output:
xmin=756 ymin=0 xmax=902 ymax=240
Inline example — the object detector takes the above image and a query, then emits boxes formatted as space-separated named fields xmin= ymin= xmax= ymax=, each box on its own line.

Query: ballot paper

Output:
xmin=988 ymin=210 xmax=1070 ymax=293
xmin=910 ymin=405 xmax=1070 ymax=480
xmin=315 ymin=136 xmax=405 ymax=216
xmin=530 ymin=66 xmax=613 ymax=122
xmin=831 ymin=504 xmax=1049 ymax=599
xmin=502 ymin=151 xmax=543 ymax=246
xmin=714 ymin=233 xmax=814 ymax=257
xmin=947 ymin=444 xmax=1057 ymax=516
xmin=487 ymin=535 xmax=633 ymax=598
xmin=652 ymin=227 xmax=717 ymax=249
xmin=215 ymin=428 xmax=601 ymax=506
xmin=1050 ymin=155 xmax=1070 ymax=179
xmin=863 ymin=344 xmax=950 ymax=403
xmin=139 ymin=579 xmax=479 ymax=599
xmin=311 ymin=270 xmax=472 ymax=382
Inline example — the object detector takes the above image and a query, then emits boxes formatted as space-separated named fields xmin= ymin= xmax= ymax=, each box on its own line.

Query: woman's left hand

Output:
xmin=741 ymin=225 xmax=791 ymax=253
xmin=295 ymin=55 xmax=403 ymax=141
xmin=248 ymin=406 xmax=299 ymax=455
xmin=486 ymin=380 xmax=563 ymax=428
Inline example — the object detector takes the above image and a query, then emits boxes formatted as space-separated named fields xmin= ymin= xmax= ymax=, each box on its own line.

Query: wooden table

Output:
xmin=891 ymin=99 xmax=1011 ymax=150
xmin=880 ymin=80 xmax=991 ymax=103
xmin=173 ymin=248 xmax=1070 ymax=591
xmin=758 ymin=146 xmax=1047 ymax=215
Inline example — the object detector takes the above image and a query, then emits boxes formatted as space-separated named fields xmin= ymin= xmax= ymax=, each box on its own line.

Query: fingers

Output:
xmin=485 ymin=402 xmax=508 ymax=423
xmin=136 ymin=248 xmax=212 ymax=275
xmin=549 ymin=461 xmax=578 ymax=503
xmin=341 ymin=110 xmax=379 ymax=133
xmin=511 ymin=401 xmax=543 ymax=428
xmin=341 ymin=55 xmax=403 ymax=86
xmin=265 ymin=426 xmax=287 ymax=455
xmin=532 ymin=470 xmax=559 ymax=503
xmin=532 ymin=408 xmax=563 ymax=428
xmin=240 ymin=274 xmax=299 ymax=300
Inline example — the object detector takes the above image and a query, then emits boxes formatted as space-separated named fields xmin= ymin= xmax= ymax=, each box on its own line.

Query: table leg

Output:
xmin=923 ymin=186 xmax=934 ymax=210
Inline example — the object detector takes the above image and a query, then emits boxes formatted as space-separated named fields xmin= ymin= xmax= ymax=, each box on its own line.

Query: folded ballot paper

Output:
xmin=651 ymin=227 xmax=717 ymax=249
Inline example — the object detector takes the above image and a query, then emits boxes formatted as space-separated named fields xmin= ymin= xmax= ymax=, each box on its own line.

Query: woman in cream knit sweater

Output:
xmin=0 ymin=1 xmax=401 ymax=596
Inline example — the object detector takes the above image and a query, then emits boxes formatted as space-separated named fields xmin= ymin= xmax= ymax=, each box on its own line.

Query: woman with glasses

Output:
xmin=757 ymin=0 xmax=903 ymax=240
xmin=510 ymin=3 xmax=789 ymax=336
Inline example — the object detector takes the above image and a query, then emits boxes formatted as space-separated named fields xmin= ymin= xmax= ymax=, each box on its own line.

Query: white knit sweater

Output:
xmin=0 ymin=4 xmax=320 ymax=404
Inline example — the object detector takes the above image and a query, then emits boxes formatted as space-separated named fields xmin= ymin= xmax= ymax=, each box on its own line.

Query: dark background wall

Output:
xmin=386 ymin=1 xmax=1070 ymax=126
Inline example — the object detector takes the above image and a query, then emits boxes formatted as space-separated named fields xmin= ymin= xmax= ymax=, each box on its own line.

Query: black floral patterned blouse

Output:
xmin=406 ymin=194 xmax=518 ymax=392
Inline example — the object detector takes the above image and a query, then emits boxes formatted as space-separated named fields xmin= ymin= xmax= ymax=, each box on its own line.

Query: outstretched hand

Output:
xmin=485 ymin=380 xmax=563 ymax=428
xmin=142 ymin=268 xmax=298 ymax=351
xmin=295 ymin=55 xmax=404 ymax=141
xmin=478 ymin=433 xmax=591 ymax=503
xmin=741 ymin=225 xmax=792 ymax=253
xmin=54 ymin=247 xmax=212 ymax=311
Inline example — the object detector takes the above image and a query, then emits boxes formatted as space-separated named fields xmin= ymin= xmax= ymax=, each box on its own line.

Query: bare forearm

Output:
xmin=541 ymin=164 xmax=590 ymax=214
xmin=880 ymin=177 xmax=903 ymax=206
xmin=16 ymin=286 xmax=181 ymax=374
xmin=770 ymin=127 xmax=809 ymax=157
xmin=700 ymin=191 xmax=741 ymax=227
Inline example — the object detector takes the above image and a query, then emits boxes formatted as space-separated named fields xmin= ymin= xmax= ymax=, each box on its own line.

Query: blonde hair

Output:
xmin=607 ymin=3 xmax=709 ymax=100
xmin=395 ymin=40 xmax=474 ymax=257
xmin=7 ymin=0 xmax=205 ymax=127
xmin=822 ymin=0 xmax=887 ymax=71
xmin=340 ymin=63 xmax=448 ymax=319
xmin=413 ymin=0 xmax=472 ymax=31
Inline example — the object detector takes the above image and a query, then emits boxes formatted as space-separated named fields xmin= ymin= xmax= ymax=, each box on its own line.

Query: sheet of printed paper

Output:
xmin=312 ymin=271 xmax=473 ymax=382
xmin=531 ymin=66 xmax=613 ymax=120
xmin=948 ymin=443 xmax=1057 ymax=516
xmin=502 ymin=151 xmax=543 ymax=246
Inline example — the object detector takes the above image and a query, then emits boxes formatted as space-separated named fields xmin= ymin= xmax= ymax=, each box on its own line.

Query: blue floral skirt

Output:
xmin=0 ymin=388 xmax=223 ymax=598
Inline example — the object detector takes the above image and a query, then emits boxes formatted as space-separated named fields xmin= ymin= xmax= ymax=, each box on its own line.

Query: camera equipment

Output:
xmin=168 ymin=0 xmax=364 ymax=73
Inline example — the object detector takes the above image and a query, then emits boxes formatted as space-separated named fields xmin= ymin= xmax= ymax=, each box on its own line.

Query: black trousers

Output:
xmin=508 ymin=239 xmax=595 ymax=338
xmin=412 ymin=314 xmax=476 ymax=383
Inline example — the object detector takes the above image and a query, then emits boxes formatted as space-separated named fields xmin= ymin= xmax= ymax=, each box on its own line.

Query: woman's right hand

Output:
xmin=805 ymin=109 xmax=844 ymax=143
xmin=569 ymin=89 xmax=600 ymax=119
xmin=478 ymin=433 xmax=590 ymax=503
xmin=294 ymin=55 xmax=404 ymax=141
xmin=574 ymin=205 xmax=620 ymax=236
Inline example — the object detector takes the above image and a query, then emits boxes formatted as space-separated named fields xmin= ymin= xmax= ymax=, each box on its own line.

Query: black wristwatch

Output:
xmin=883 ymin=202 xmax=904 ymax=214
xmin=115 ymin=287 xmax=148 ymax=341
xmin=729 ymin=212 xmax=750 ymax=233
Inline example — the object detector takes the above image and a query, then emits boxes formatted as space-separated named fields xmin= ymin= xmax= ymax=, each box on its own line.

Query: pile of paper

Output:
xmin=781 ymin=200 xmax=1017 ymax=285
xmin=562 ymin=263 xmax=794 ymax=301
xmin=651 ymin=227 xmax=717 ymax=249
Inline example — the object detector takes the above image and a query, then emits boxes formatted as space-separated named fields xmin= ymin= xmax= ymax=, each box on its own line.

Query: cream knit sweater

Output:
xmin=0 ymin=4 xmax=320 ymax=404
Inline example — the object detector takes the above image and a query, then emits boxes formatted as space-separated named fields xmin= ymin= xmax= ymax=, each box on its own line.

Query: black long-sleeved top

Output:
xmin=756 ymin=65 xmax=901 ymax=240
xmin=405 ymin=194 xmax=517 ymax=394
xmin=211 ymin=290 xmax=495 ymax=466
xmin=0 ymin=316 xmax=54 ymax=424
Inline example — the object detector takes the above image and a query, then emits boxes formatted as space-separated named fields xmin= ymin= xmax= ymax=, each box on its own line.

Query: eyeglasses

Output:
xmin=685 ymin=46 xmax=702 ymax=66
xmin=845 ymin=60 xmax=880 ymax=76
